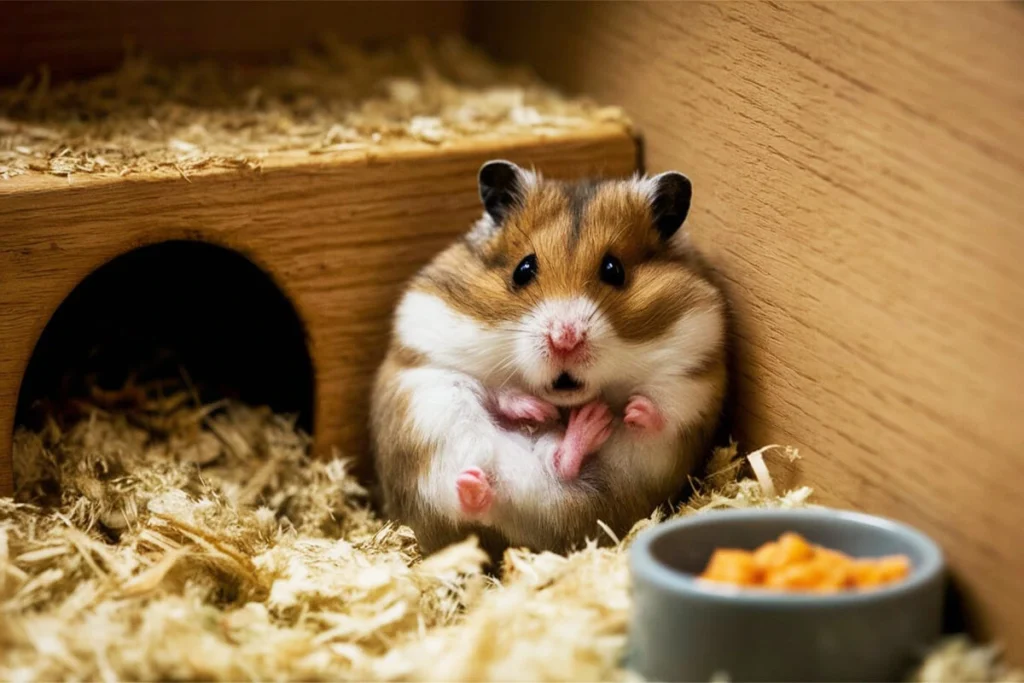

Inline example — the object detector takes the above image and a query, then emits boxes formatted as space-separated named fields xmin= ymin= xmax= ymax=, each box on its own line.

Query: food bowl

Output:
xmin=627 ymin=508 xmax=946 ymax=682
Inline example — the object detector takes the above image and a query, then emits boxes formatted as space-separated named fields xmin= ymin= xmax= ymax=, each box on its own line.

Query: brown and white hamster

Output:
xmin=370 ymin=160 xmax=729 ymax=560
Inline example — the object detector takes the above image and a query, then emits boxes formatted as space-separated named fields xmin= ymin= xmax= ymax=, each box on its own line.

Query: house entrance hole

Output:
xmin=16 ymin=240 xmax=315 ymax=435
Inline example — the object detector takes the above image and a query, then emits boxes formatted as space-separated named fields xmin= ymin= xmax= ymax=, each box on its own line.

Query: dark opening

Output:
xmin=16 ymin=240 xmax=314 ymax=433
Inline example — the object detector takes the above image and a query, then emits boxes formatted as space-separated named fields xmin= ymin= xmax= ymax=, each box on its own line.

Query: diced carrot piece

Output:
xmin=699 ymin=549 xmax=761 ymax=585
xmin=764 ymin=561 xmax=826 ymax=590
xmin=777 ymin=532 xmax=815 ymax=563
xmin=875 ymin=556 xmax=911 ymax=582
xmin=812 ymin=549 xmax=855 ymax=587
xmin=819 ymin=558 xmax=853 ymax=588
xmin=808 ymin=571 xmax=848 ymax=593
xmin=815 ymin=547 xmax=854 ymax=566
xmin=851 ymin=556 xmax=910 ymax=588
xmin=851 ymin=562 xmax=883 ymax=587
xmin=752 ymin=541 xmax=782 ymax=571
xmin=752 ymin=534 xmax=814 ymax=571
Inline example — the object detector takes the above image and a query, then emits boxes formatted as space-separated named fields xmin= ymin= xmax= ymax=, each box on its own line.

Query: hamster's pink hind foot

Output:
xmin=624 ymin=395 xmax=666 ymax=434
xmin=553 ymin=400 xmax=613 ymax=481
xmin=492 ymin=389 xmax=559 ymax=425
xmin=456 ymin=467 xmax=494 ymax=518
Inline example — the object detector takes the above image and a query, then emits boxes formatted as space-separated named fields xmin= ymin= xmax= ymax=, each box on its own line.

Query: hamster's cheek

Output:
xmin=585 ymin=340 xmax=640 ymax=387
xmin=512 ymin=331 xmax=550 ymax=388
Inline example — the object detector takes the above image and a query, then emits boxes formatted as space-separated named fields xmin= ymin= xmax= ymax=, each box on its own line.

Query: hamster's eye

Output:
xmin=513 ymin=254 xmax=538 ymax=288
xmin=599 ymin=254 xmax=626 ymax=287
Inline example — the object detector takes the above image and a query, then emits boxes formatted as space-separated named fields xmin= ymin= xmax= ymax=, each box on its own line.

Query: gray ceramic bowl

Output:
xmin=627 ymin=508 xmax=945 ymax=682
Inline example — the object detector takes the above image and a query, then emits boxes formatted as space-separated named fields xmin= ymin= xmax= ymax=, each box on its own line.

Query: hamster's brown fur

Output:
xmin=371 ymin=164 xmax=729 ymax=563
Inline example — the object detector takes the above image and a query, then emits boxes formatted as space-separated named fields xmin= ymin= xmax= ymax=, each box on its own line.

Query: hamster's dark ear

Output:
xmin=649 ymin=171 xmax=693 ymax=240
xmin=479 ymin=160 xmax=528 ymax=223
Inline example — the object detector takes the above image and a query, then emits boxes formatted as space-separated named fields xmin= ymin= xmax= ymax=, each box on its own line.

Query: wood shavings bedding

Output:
xmin=0 ymin=36 xmax=631 ymax=181
xmin=1 ymin=384 xmax=1017 ymax=681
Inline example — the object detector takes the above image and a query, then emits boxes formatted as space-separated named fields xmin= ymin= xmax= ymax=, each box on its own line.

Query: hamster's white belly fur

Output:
xmin=399 ymin=363 xmax=702 ymax=552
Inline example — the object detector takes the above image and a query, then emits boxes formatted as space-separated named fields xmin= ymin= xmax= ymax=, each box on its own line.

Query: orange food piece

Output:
xmin=764 ymin=561 xmax=826 ymax=590
xmin=696 ymin=532 xmax=911 ymax=593
xmin=764 ymin=556 xmax=848 ymax=593
xmin=816 ymin=547 xmax=855 ymax=565
xmin=700 ymin=549 xmax=762 ymax=585
xmin=850 ymin=555 xmax=911 ymax=588
xmin=752 ymin=532 xmax=814 ymax=571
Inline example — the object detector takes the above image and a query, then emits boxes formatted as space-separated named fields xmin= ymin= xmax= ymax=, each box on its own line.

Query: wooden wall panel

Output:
xmin=472 ymin=1 xmax=1024 ymax=657
xmin=0 ymin=1 xmax=467 ymax=82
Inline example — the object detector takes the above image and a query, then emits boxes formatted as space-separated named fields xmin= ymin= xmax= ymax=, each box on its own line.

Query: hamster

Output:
xmin=370 ymin=160 xmax=729 ymax=560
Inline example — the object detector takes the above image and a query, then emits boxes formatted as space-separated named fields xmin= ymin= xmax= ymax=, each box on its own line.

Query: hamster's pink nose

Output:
xmin=547 ymin=323 xmax=586 ymax=357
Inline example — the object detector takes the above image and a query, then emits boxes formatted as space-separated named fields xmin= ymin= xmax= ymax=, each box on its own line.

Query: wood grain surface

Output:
xmin=473 ymin=0 xmax=1024 ymax=656
xmin=0 ymin=127 xmax=638 ymax=496
xmin=0 ymin=1 xmax=467 ymax=83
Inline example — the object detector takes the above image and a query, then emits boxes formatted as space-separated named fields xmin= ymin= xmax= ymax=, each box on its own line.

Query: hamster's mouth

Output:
xmin=552 ymin=372 xmax=583 ymax=392
xmin=544 ymin=371 xmax=598 ymax=407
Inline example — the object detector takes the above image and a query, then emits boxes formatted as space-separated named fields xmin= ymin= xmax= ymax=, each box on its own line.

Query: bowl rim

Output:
xmin=629 ymin=507 xmax=945 ymax=606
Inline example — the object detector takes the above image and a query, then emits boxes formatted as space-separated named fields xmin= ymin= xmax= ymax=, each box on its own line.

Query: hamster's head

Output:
xmin=399 ymin=160 xmax=726 ymax=407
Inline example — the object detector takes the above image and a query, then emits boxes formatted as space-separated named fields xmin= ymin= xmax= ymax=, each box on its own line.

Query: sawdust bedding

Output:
xmin=0 ymin=36 xmax=630 ymax=182
xmin=1 ymin=378 xmax=1020 ymax=682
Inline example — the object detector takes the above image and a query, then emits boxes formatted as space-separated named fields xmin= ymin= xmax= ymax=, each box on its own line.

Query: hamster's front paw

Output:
xmin=624 ymin=395 xmax=666 ymax=434
xmin=456 ymin=466 xmax=494 ymax=519
xmin=491 ymin=388 xmax=559 ymax=425
xmin=553 ymin=401 xmax=613 ymax=481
